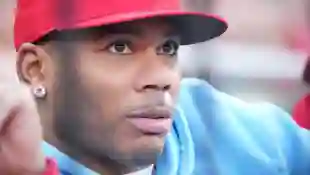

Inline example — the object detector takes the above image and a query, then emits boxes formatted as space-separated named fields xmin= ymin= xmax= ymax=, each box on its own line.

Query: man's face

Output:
xmin=18 ymin=18 xmax=181 ymax=169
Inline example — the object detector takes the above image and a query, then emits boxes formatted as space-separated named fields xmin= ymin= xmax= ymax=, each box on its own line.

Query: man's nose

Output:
xmin=142 ymin=83 xmax=171 ymax=91
xmin=133 ymin=55 xmax=176 ymax=93
xmin=135 ymin=69 xmax=173 ymax=92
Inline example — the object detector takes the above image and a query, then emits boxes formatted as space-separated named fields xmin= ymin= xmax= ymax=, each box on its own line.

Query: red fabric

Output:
xmin=42 ymin=158 xmax=59 ymax=175
xmin=290 ymin=33 xmax=310 ymax=52
xmin=293 ymin=95 xmax=310 ymax=129
xmin=289 ymin=26 xmax=310 ymax=129
xmin=14 ymin=0 xmax=227 ymax=49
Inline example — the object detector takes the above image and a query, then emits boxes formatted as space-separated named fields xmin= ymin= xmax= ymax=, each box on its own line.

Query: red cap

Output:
xmin=14 ymin=0 xmax=227 ymax=50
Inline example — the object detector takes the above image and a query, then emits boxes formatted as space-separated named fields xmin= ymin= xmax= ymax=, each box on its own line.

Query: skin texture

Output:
xmin=0 ymin=84 xmax=45 ymax=174
xmin=17 ymin=18 xmax=181 ymax=174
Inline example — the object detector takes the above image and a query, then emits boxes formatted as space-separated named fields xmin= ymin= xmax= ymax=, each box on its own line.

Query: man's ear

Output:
xmin=16 ymin=43 xmax=52 ymax=87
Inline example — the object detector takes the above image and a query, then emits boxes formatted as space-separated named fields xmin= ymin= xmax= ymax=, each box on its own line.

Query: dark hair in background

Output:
xmin=303 ymin=1 xmax=310 ymax=85
xmin=303 ymin=57 xmax=310 ymax=85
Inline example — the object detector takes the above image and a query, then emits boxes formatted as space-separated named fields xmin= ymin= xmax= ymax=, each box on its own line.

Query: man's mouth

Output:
xmin=126 ymin=106 xmax=173 ymax=135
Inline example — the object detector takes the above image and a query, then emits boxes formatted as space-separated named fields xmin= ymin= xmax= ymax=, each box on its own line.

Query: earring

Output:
xmin=32 ymin=85 xmax=47 ymax=98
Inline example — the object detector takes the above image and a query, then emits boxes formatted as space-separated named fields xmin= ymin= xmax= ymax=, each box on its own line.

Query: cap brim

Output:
xmin=62 ymin=11 xmax=228 ymax=45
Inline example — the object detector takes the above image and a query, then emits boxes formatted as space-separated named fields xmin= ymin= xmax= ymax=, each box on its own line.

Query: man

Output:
xmin=1 ymin=0 xmax=310 ymax=175
xmin=12 ymin=0 xmax=227 ymax=174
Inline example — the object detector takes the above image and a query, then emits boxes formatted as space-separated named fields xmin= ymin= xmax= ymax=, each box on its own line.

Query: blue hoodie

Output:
xmin=43 ymin=78 xmax=310 ymax=175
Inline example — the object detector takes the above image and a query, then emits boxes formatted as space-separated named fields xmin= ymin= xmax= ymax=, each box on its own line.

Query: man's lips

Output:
xmin=126 ymin=106 xmax=173 ymax=135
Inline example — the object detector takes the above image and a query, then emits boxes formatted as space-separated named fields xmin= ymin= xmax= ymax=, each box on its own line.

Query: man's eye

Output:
xmin=108 ymin=41 xmax=132 ymax=54
xmin=158 ymin=40 xmax=179 ymax=56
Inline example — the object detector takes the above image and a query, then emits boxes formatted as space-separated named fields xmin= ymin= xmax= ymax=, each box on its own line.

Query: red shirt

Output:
xmin=290 ymin=27 xmax=310 ymax=130
xmin=293 ymin=95 xmax=310 ymax=129
xmin=43 ymin=158 xmax=59 ymax=175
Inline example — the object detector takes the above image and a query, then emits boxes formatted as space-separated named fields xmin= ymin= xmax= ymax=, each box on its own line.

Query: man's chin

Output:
xmin=137 ymin=134 xmax=166 ymax=154
xmin=125 ymin=151 xmax=159 ymax=169
xmin=116 ymin=136 xmax=166 ymax=167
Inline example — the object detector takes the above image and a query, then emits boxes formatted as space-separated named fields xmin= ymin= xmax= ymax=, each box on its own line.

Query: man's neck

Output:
xmin=67 ymin=154 xmax=153 ymax=175
xmin=78 ymin=157 xmax=153 ymax=175
xmin=46 ymin=138 xmax=152 ymax=175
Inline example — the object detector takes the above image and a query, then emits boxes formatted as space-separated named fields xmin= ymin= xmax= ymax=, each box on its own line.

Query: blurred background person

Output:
xmin=180 ymin=0 xmax=309 ymax=112
xmin=292 ymin=1 xmax=310 ymax=129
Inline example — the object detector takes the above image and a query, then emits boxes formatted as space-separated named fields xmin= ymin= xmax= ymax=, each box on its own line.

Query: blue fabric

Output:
xmin=43 ymin=78 xmax=310 ymax=175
